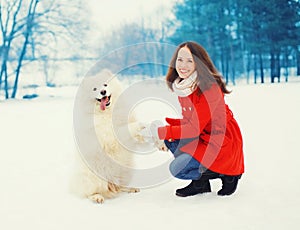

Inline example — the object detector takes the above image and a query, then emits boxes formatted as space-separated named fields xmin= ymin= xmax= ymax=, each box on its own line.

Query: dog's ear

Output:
xmin=78 ymin=80 xmax=101 ymax=107
xmin=94 ymin=69 xmax=113 ymax=83
xmin=99 ymin=69 xmax=113 ymax=77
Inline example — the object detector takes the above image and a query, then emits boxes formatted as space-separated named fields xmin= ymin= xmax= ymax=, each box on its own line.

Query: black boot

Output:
xmin=200 ymin=169 xmax=221 ymax=181
xmin=175 ymin=179 xmax=211 ymax=197
xmin=175 ymin=169 xmax=220 ymax=197
xmin=217 ymin=175 xmax=242 ymax=196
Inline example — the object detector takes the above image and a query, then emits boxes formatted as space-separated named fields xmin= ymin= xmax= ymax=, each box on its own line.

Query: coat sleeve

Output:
xmin=158 ymin=85 xmax=225 ymax=140
xmin=165 ymin=117 xmax=188 ymax=126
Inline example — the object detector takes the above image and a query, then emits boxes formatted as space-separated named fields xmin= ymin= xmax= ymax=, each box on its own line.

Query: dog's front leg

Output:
xmin=128 ymin=122 xmax=147 ymax=143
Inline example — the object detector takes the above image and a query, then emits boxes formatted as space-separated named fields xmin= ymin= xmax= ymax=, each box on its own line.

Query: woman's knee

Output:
xmin=169 ymin=160 xmax=180 ymax=178
xmin=169 ymin=154 xmax=194 ymax=178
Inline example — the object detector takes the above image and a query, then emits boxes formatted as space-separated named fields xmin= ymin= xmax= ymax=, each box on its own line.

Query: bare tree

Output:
xmin=0 ymin=0 xmax=22 ymax=99
xmin=11 ymin=0 xmax=38 ymax=98
xmin=0 ymin=0 xmax=90 ymax=99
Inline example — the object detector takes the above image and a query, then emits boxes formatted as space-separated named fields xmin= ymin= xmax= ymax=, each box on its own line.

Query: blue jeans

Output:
xmin=165 ymin=138 xmax=204 ymax=180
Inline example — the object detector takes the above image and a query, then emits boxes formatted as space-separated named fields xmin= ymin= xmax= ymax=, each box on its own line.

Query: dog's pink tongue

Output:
xmin=100 ymin=97 xmax=108 ymax=111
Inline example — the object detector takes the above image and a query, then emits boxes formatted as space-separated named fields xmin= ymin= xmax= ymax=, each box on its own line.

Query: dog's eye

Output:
xmin=103 ymin=84 xmax=107 ymax=87
xmin=93 ymin=87 xmax=97 ymax=91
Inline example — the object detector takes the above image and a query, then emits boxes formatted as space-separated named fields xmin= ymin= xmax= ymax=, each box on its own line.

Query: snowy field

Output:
xmin=0 ymin=80 xmax=300 ymax=230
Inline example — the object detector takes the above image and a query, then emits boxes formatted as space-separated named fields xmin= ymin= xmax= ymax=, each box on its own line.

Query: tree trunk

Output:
xmin=11 ymin=35 xmax=29 ymax=98
xmin=225 ymin=53 xmax=229 ymax=84
xmin=230 ymin=43 xmax=236 ymax=85
xmin=254 ymin=54 xmax=257 ymax=84
xmin=296 ymin=48 xmax=300 ymax=76
xmin=284 ymin=48 xmax=289 ymax=82
xmin=220 ymin=47 xmax=225 ymax=79
xmin=259 ymin=53 xmax=264 ymax=83
xmin=270 ymin=52 xmax=281 ymax=83
xmin=270 ymin=52 xmax=276 ymax=83
xmin=0 ymin=45 xmax=11 ymax=99
xmin=0 ymin=62 xmax=9 ymax=99
xmin=11 ymin=0 xmax=39 ymax=98
xmin=246 ymin=53 xmax=251 ymax=84
xmin=276 ymin=53 xmax=281 ymax=82
xmin=0 ymin=0 xmax=23 ymax=99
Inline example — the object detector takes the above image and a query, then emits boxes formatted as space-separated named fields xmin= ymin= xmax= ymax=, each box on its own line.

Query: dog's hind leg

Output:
xmin=88 ymin=193 xmax=105 ymax=203
xmin=120 ymin=186 xmax=140 ymax=193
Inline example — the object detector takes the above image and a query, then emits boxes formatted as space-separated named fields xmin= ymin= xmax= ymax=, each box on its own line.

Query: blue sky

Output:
xmin=87 ymin=0 xmax=175 ymax=31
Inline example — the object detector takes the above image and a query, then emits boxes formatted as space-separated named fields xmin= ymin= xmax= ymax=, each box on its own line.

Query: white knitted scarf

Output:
xmin=172 ymin=71 xmax=198 ymax=97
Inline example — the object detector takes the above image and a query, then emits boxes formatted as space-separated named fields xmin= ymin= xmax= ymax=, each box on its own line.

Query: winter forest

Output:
xmin=0 ymin=0 xmax=299 ymax=100
xmin=1 ymin=1 xmax=300 ymax=230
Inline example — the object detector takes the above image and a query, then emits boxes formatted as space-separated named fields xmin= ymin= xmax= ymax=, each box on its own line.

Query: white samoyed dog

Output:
xmin=70 ymin=69 xmax=143 ymax=203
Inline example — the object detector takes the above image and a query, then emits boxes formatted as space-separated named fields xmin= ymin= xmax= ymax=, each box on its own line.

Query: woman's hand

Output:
xmin=138 ymin=121 xmax=168 ymax=152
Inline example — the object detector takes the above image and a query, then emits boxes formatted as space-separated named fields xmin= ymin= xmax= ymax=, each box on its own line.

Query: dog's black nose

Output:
xmin=100 ymin=90 xmax=106 ymax=96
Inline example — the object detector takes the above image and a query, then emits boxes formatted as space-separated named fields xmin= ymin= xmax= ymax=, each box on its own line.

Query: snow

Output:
xmin=1 ymin=80 xmax=300 ymax=230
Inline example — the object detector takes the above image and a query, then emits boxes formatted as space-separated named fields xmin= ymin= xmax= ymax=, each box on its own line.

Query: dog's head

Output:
xmin=78 ymin=69 xmax=123 ymax=113
xmin=94 ymin=83 xmax=112 ymax=111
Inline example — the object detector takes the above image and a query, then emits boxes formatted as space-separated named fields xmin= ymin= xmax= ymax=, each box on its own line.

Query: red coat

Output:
xmin=158 ymin=84 xmax=244 ymax=175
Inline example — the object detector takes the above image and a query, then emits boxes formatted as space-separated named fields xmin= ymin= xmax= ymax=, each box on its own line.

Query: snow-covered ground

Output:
xmin=0 ymin=80 xmax=299 ymax=230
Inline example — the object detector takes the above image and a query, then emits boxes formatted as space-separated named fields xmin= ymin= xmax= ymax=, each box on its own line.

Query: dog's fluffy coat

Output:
xmin=70 ymin=69 xmax=141 ymax=203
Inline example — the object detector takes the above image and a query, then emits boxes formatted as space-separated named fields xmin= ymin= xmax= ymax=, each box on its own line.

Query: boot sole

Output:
xmin=175 ymin=189 xmax=211 ymax=197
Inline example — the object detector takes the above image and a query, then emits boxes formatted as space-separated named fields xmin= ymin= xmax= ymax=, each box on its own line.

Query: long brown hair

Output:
xmin=166 ymin=41 xmax=230 ymax=94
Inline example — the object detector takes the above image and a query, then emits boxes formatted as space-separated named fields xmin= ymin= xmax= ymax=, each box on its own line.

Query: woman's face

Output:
xmin=175 ymin=46 xmax=196 ymax=79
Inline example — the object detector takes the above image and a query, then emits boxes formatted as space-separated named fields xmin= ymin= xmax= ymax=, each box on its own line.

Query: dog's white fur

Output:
xmin=70 ymin=69 xmax=142 ymax=203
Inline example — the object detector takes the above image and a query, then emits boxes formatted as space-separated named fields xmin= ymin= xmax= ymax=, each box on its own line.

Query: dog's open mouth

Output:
xmin=96 ymin=95 xmax=111 ymax=111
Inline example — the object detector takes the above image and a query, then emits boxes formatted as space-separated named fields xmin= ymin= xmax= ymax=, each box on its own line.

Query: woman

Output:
xmin=140 ymin=41 xmax=244 ymax=197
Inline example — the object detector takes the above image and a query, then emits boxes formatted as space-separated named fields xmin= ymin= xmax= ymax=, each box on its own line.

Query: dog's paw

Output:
xmin=88 ymin=194 xmax=105 ymax=204
xmin=133 ymin=132 xmax=147 ymax=143
xmin=120 ymin=187 xmax=140 ymax=193
xmin=101 ymin=140 xmax=120 ymax=153
xmin=154 ymin=140 xmax=169 ymax=152
xmin=128 ymin=187 xmax=140 ymax=193
xmin=129 ymin=122 xmax=148 ymax=143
